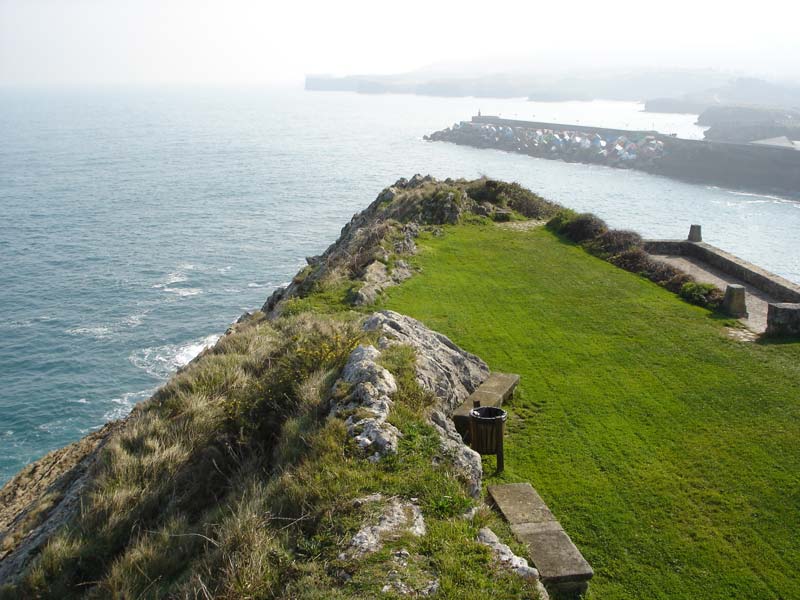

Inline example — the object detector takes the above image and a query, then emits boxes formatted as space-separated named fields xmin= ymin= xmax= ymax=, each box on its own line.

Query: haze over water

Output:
xmin=1 ymin=87 xmax=798 ymax=484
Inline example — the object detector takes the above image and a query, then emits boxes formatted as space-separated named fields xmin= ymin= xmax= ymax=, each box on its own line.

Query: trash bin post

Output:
xmin=497 ymin=437 xmax=504 ymax=473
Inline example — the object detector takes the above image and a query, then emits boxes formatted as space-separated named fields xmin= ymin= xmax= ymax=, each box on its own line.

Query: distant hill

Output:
xmin=645 ymin=78 xmax=800 ymax=114
xmin=305 ymin=68 xmax=732 ymax=102
xmin=697 ymin=104 xmax=800 ymax=142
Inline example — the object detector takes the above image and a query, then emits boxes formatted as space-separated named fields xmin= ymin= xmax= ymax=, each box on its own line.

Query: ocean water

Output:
xmin=1 ymin=87 xmax=798 ymax=485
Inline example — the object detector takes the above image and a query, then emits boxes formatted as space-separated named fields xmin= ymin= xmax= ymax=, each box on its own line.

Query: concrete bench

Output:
xmin=489 ymin=483 xmax=593 ymax=597
xmin=452 ymin=372 xmax=519 ymax=440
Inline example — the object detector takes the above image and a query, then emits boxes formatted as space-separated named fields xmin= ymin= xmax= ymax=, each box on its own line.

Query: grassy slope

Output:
xmin=381 ymin=223 xmax=800 ymax=599
xmin=2 ymin=312 xmax=541 ymax=599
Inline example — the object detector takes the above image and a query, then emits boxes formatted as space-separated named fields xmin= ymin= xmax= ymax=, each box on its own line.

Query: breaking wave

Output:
xmin=129 ymin=333 xmax=222 ymax=379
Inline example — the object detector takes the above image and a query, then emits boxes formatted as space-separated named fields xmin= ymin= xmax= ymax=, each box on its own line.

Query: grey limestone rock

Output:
xmin=353 ymin=258 xmax=416 ymax=307
xmin=378 ymin=187 xmax=396 ymax=203
xmin=477 ymin=528 xmax=549 ymax=598
xmin=430 ymin=409 xmax=483 ymax=498
xmin=332 ymin=345 xmax=401 ymax=461
xmin=363 ymin=311 xmax=489 ymax=497
xmin=364 ymin=310 xmax=489 ymax=412
xmin=353 ymin=261 xmax=392 ymax=306
xmin=339 ymin=496 xmax=426 ymax=560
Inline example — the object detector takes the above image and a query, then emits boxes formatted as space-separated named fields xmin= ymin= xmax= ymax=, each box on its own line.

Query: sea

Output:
xmin=1 ymin=86 xmax=799 ymax=485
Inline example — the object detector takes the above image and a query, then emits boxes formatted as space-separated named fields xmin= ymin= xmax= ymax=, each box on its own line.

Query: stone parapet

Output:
xmin=643 ymin=240 xmax=800 ymax=303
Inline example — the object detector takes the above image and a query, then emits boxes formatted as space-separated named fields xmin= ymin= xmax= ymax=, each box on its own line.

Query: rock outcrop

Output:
xmin=477 ymin=527 xmax=550 ymax=599
xmin=330 ymin=310 xmax=488 ymax=497
xmin=339 ymin=494 xmax=426 ymax=560
xmin=353 ymin=259 xmax=413 ymax=306
xmin=0 ymin=178 xmax=520 ymax=590
xmin=365 ymin=310 xmax=488 ymax=413
xmin=331 ymin=344 xmax=401 ymax=462
xmin=0 ymin=421 xmax=122 ymax=584
xmin=364 ymin=310 xmax=489 ymax=497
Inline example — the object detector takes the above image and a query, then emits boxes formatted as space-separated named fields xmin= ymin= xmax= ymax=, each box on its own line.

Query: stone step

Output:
xmin=489 ymin=483 xmax=593 ymax=596
xmin=488 ymin=482 xmax=555 ymax=525
xmin=452 ymin=372 xmax=519 ymax=439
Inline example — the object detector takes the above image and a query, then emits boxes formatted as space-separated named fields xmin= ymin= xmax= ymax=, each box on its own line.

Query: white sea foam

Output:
xmin=120 ymin=312 xmax=146 ymax=327
xmin=103 ymin=389 xmax=155 ymax=420
xmin=163 ymin=287 xmax=203 ymax=297
xmin=152 ymin=271 xmax=189 ymax=288
xmin=726 ymin=190 xmax=795 ymax=203
xmin=66 ymin=325 xmax=112 ymax=339
xmin=129 ymin=333 xmax=221 ymax=379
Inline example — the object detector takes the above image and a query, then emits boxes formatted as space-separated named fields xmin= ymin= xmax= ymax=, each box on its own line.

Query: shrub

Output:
xmin=608 ymin=247 xmax=649 ymax=272
xmin=562 ymin=213 xmax=608 ymax=243
xmin=680 ymin=282 xmax=724 ymax=308
xmin=546 ymin=209 xmax=579 ymax=233
xmin=663 ymin=272 xmax=694 ymax=294
xmin=609 ymin=248 xmax=679 ymax=282
xmin=467 ymin=179 xmax=562 ymax=219
xmin=584 ymin=229 xmax=643 ymax=257
xmin=641 ymin=259 xmax=682 ymax=284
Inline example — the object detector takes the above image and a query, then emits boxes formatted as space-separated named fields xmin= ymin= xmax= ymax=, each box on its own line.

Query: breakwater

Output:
xmin=426 ymin=116 xmax=800 ymax=198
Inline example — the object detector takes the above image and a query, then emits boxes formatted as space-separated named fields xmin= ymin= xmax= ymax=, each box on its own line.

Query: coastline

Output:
xmin=1 ymin=176 xmax=798 ymax=598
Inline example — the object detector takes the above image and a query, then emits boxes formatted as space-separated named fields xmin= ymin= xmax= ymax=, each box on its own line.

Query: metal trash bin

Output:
xmin=469 ymin=406 xmax=507 ymax=472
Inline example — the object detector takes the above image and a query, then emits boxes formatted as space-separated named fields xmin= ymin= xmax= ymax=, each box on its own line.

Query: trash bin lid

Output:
xmin=469 ymin=406 xmax=507 ymax=421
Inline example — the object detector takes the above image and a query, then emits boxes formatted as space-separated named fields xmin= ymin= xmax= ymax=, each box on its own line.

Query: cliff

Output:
xmin=0 ymin=177 xmax=552 ymax=599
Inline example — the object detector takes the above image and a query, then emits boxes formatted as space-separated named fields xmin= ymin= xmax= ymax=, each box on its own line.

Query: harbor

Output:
xmin=426 ymin=115 xmax=800 ymax=198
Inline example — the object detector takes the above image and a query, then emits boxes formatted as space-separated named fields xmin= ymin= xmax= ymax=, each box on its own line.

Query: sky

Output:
xmin=1 ymin=0 xmax=799 ymax=86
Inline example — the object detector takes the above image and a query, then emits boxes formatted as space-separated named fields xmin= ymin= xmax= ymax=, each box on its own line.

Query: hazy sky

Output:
xmin=1 ymin=0 xmax=798 ymax=86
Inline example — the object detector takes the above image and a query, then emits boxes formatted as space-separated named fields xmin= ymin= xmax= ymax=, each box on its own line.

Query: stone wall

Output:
xmin=766 ymin=304 xmax=800 ymax=337
xmin=643 ymin=239 xmax=800 ymax=303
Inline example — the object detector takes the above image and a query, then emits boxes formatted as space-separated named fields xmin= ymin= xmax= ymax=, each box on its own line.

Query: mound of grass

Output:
xmin=382 ymin=223 xmax=800 ymax=600
xmin=466 ymin=178 xmax=562 ymax=220
xmin=2 ymin=308 xmax=541 ymax=599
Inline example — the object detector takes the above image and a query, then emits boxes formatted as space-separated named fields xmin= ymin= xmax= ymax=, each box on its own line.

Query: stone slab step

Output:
xmin=488 ymin=482 xmax=555 ymax=525
xmin=489 ymin=483 xmax=593 ymax=595
xmin=452 ymin=372 xmax=519 ymax=439
xmin=511 ymin=522 xmax=593 ymax=587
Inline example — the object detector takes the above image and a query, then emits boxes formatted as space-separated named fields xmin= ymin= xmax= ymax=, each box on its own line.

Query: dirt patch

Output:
xmin=726 ymin=327 xmax=759 ymax=343
xmin=496 ymin=220 xmax=545 ymax=231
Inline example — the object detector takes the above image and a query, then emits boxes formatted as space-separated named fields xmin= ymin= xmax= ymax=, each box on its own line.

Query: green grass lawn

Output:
xmin=381 ymin=223 xmax=800 ymax=599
